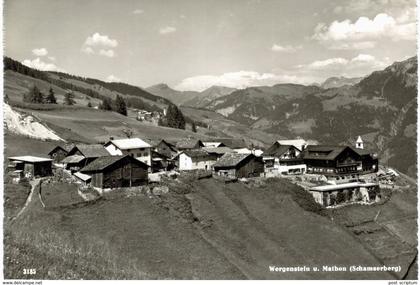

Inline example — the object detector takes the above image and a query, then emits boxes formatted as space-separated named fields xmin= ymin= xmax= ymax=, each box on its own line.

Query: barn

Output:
xmin=152 ymin=139 xmax=178 ymax=159
xmin=63 ymin=144 xmax=110 ymax=172
xmin=48 ymin=144 xmax=74 ymax=163
xmin=8 ymin=156 xmax=53 ymax=178
xmin=80 ymin=155 xmax=149 ymax=189
xmin=213 ymin=153 xmax=264 ymax=178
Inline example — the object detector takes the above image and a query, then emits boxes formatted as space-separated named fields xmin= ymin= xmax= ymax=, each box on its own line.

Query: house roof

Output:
xmin=176 ymin=139 xmax=203 ymax=149
xmin=71 ymin=144 xmax=110 ymax=158
xmin=73 ymin=172 xmax=91 ymax=182
xmin=310 ymin=182 xmax=377 ymax=192
xmin=263 ymin=144 xmax=299 ymax=157
xmin=277 ymin=139 xmax=308 ymax=151
xmin=202 ymin=147 xmax=233 ymax=155
xmin=48 ymin=144 xmax=74 ymax=155
xmin=106 ymin=138 xmax=151 ymax=149
xmin=356 ymin=136 xmax=363 ymax=143
xmin=181 ymin=149 xmax=211 ymax=158
xmin=80 ymin=155 xmax=148 ymax=172
xmin=203 ymin=142 xmax=225 ymax=148
xmin=61 ymin=155 xmax=85 ymax=164
xmin=303 ymin=145 xmax=361 ymax=161
xmin=213 ymin=152 xmax=252 ymax=168
xmin=350 ymin=147 xmax=376 ymax=157
xmin=9 ymin=156 xmax=52 ymax=163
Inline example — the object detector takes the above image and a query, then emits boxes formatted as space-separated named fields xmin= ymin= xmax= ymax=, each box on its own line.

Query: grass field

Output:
xmin=4 ymin=133 xmax=58 ymax=158
xmin=4 ymin=176 xmax=407 ymax=279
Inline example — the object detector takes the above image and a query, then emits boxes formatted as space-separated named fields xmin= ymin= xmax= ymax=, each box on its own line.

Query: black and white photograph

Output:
xmin=1 ymin=0 xmax=418 ymax=282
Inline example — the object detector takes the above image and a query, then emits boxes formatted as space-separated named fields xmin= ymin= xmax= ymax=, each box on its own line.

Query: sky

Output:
xmin=4 ymin=0 xmax=417 ymax=91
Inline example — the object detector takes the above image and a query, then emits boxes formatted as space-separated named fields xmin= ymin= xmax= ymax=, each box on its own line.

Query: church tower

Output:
xmin=356 ymin=136 xmax=364 ymax=149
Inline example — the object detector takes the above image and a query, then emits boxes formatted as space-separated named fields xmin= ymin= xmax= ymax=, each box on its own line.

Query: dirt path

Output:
xmin=11 ymin=178 xmax=41 ymax=222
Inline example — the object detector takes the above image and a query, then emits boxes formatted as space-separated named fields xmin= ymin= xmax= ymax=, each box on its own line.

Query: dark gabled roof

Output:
xmin=350 ymin=147 xmax=375 ymax=157
xmin=213 ymin=152 xmax=253 ymax=168
xmin=48 ymin=144 xmax=74 ymax=155
xmin=302 ymin=145 xmax=360 ymax=160
xmin=157 ymin=139 xmax=178 ymax=151
xmin=176 ymin=139 xmax=204 ymax=149
xmin=80 ymin=155 xmax=148 ymax=172
xmin=263 ymin=143 xmax=299 ymax=157
xmin=70 ymin=144 xmax=110 ymax=158
xmin=202 ymin=147 xmax=234 ymax=155
xmin=182 ymin=149 xmax=211 ymax=158
xmin=216 ymin=138 xmax=247 ymax=149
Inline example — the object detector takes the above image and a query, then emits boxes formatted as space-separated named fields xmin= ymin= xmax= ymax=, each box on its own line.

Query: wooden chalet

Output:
xmin=8 ymin=156 xmax=53 ymax=178
xmin=213 ymin=153 xmax=264 ymax=178
xmin=80 ymin=155 xmax=149 ymax=189
xmin=302 ymin=145 xmax=378 ymax=178
xmin=63 ymin=144 xmax=110 ymax=172
xmin=263 ymin=143 xmax=306 ymax=175
xmin=48 ymin=144 xmax=74 ymax=163
xmin=153 ymin=139 xmax=178 ymax=159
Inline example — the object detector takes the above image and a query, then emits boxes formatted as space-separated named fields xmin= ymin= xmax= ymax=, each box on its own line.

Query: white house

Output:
xmin=177 ymin=149 xmax=218 ymax=171
xmin=104 ymin=138 xmax=152 ymax=166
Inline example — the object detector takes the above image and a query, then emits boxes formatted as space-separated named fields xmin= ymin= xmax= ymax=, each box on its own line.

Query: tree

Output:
xmin=191 ymin=122 xmax=197 ymax=133
xmin=4 ymin=93 xmax=9 ymax=104
xmin=164 ymin=104 xmax=185 ymax=129
xmin=114 ymin=95 xmax=127 ymax=116
xmin=99 ymin=97 xmax=113 ymax=110
xmin=64 ymin=91 xmax=75 ymax=105
xmin=24 ymin=85 xmax=44 ymax=104
xmin=46 ymin=87 xmax=57 ymax=104
xmin=87 ymin=101 xmax=92 ymax=108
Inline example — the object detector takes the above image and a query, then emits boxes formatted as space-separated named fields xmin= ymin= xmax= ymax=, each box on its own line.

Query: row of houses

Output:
xmin=7 ymin=136 xmax=379 ymax=206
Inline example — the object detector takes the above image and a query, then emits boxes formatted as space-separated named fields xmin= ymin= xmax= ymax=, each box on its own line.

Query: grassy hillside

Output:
xmin=5 ymin=174 xmax=408 ymax=279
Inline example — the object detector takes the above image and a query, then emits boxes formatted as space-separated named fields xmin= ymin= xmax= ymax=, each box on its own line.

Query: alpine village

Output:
xmin=4 ymin=54 xmax=417 ymax=279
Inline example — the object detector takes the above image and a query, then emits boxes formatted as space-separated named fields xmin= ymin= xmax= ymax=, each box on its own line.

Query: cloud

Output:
xmin=81 ymin=46 xmax=95 ymax=54
xmin=48 ymin=56 xmax=56 ymax=61
xmin=32 ymin=48 xmax=48 ymax=57
xmin=99 ymin=49 xmax=115 ymax=58
xmin=159 ymin=26 xmax=176 ymax=34
xmin=296 ymin=54 xmax=390 ymax=81
xmin=22 ymin=58 xmax=59 ymax=71
xmin=313 ymin=13 xmax=416 ymax=49
xmin=81 ymin=32 xmax=118 ymax=57
xmin=175 ymin=71 xmax=303 ymax=92
xmin=271 ymin=44 xmax=302 ymax=53
xmin=132 ymin=9 xmax=144 ymax=15
xmin=84 ymin=32 xmax=118 ymax=48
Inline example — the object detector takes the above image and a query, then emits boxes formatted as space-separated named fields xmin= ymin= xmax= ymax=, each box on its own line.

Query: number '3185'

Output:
xmin=23 ymin=268 xmax=36 ymax=275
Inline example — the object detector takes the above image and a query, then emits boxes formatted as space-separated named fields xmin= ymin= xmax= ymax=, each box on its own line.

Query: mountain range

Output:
xmin=198 ymin=56 xmax=417 ymax=177
xmin=145 ymin=83 xmax=237 ymax=108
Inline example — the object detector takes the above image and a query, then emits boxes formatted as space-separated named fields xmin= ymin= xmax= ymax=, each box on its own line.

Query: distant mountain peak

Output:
xmin=321 ymin=76 xmax=363 ymax=89
xmin=147 ymin=83 xmax=171 ymax=90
